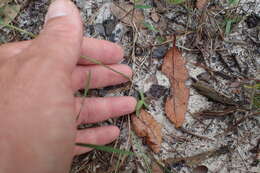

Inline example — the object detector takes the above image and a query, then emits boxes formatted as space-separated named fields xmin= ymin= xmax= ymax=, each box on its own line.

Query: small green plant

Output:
xmin=224 ymin=16 xmax=242 ymax=36
xmin=135 ymin=91 xmax=149 ymax=116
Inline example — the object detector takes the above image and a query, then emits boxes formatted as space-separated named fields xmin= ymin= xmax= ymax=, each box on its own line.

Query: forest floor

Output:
xmin=0 ymin=0 xmax=259 ymax=173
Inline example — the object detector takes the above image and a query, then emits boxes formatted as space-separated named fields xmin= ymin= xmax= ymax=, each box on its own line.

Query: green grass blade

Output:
xmin=76 ymin=71 xmax=92 ymax=120
xmin=1 ymin=23 xmax=36 ymax=38
xmin=81 ymin=56 xmax=132 ymax=81
xmin=135 ymin=100 xmax=144 ymax=115
xmin=76 ymin=143 xmax=134 ymax=156
xmin=168 ymin=0 xmax=185 ymax=5
xmin=225 ymin=20 xmax=233 ymax=36
xmin=83 ymin=71 xmax=91 ymax=97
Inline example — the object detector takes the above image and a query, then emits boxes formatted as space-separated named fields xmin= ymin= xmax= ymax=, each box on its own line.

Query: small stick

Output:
xmin=179 ymin=127 xmax=215 ymax=142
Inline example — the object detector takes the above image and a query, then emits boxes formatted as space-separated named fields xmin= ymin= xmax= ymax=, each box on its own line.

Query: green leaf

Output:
xmin=134 ymin=5 xmax=152 ymax=9
xmin=76 ymin=143 xmax=134 ymax=155
xmin=143 ymin=22 xmax=158 ymax=32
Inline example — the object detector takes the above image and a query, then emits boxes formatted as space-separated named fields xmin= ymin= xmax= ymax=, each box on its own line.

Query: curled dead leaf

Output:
xmin=132 ymin=110 xmax=162 ymax=153
xmin=196 ymin=0 xmax=208 ymax=9
xmin=161 ymin=39 xmax=189 ymax=128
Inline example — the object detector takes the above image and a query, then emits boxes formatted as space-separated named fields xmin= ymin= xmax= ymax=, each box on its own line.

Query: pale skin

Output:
xmin=0 ymin=0 xmax=136 ymax=172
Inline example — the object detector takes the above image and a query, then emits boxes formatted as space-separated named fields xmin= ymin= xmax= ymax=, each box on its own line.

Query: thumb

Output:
xmin=33 ymin=0 xmax=83 ymax=72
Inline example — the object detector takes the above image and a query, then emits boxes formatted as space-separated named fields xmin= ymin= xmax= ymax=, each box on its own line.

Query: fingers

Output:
xmin=75 ymin=96 xmax=136 ymax=124
xmin=0 ymin=38 xmax=124 ymax=65
xmin=71 ymin=64 xmax=132 ymax=90
xmin=79 ymin=37 xmax=124 ymax=65
xmin=74 ymin=126 xmax=119 ymax=155
xmin=32 ymin=0 xmax=83 ymax=72
xmin=0 ymin=41 xmax=31 ymax=59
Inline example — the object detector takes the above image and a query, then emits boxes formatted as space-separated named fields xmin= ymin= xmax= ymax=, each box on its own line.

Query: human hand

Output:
xmin=0 ymin=0 xmax=136 ymax=173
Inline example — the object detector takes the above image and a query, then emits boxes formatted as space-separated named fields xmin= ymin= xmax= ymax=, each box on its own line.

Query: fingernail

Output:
xmin=45 ymin=0 xmax=72 ymax=22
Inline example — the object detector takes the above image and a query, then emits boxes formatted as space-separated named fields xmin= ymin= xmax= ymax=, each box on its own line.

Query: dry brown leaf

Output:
xmin=161 ymin=39 xmax=189 ymax=128
xmin=132 ymin=110 xmax=162 ymax=153
xmin=196 ymin=0 xmax=208 ymax=9
xmin=110 ymin=3 xmax=144 ymax=27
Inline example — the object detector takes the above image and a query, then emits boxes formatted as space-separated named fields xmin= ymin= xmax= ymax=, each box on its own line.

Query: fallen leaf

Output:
xmin=161 ymin=38 xmax=189 ymax=128
xmin=193 ymin=165 xmax=208 ymax=173
xmin=0 ymin=4 xmax=21 ymax=28
xmin=196 ymin=0 xmax=208 ymax=9
xmin=110 ymin=3 xmax=144 ymax=28
xmin=132 ymin=110 xmax=162 ymax=153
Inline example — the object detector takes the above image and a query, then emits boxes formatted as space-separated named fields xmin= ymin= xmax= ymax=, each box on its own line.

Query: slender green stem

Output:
xmin=76 ymin=71 xmax=91 ymax=120
xmin=2 ymin=24 xmax=36 ymax=38
xmin=81 ymin=55 xmax=132 ymax=82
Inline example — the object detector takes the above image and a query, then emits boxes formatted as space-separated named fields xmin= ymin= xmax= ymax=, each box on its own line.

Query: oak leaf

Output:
xmin=132 ymin=110 xmax=162 ymax=153
xmin=162 ymin=40 xmax=189 ymax=128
